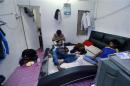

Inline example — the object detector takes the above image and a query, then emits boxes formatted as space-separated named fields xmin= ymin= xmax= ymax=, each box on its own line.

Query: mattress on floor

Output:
xmin=48 ymin=55 xmax=93 ymax=75
xmin=48 ymin=46 xmax=74 ymax=75
xmin=48 ymin=45 xmax=94 ymax=75
xmin=48 ymin=58 xmax=59 ymax=75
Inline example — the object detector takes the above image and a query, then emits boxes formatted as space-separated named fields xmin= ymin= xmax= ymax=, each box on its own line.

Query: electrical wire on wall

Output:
xmin=0 ymin=0 xmax=23 ymax=30
xmin=94 ymin=0 xmax=130 ymax=20
xmin=94 ymin=0 xmax=99 ymax=20
xmin=28 ymin=0 xmax=33 ymax=12
xmin=0 ymin=13 xmax=19 ymax=30
xmin=96 ymin=4 xmax=130 ymax=20
xmin=29 ymin=0 xmax=31 ymax=9
xmin=0 ymin=0 xmax=30 ymax=49
xmin=13 ymin=0 xmax=30 ymax=48
xmin=19 ymin=7 xmax=29 ymax=49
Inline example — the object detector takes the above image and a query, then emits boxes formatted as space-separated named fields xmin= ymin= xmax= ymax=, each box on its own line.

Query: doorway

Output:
xmin=19 ymin=6 xmax=43 ymax=50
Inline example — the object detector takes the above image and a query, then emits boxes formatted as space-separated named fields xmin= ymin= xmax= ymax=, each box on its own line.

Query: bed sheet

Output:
xmin=48 ymin=46 xmax=94 ymax=75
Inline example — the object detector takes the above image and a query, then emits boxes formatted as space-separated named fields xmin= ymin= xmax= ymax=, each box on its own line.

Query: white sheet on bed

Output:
xmin=48 ymin=58 xmax=59 ymax=75
xmin=67 ymin=46 xmax=74 ymax=54
xmin=85 ymin=45 xmax=101 ymax=55
xmin=48 ymin=45 xmax=94 ymax=74
xmin=48 ymin=46 xmax=74 ymax=75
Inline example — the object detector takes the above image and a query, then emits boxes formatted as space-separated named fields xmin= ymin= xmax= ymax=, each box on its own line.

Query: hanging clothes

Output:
xmin=0 ymin=28 xmax=6 ymax=36
xmin=54 ymin=9 xmax=62 ymax=24
xmin=0 ymin=31 xmax=9 ymax=59
xmin=81 ymin=12 xmax=91 ymax=30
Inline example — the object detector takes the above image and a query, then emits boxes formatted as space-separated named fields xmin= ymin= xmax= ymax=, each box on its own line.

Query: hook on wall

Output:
xmin=84 ymin=10 xmax=90 ymax=13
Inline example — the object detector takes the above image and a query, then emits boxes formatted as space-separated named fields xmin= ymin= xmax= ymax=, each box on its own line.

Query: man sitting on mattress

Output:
xmin=52 ymin=46 xmax=77 ymax=70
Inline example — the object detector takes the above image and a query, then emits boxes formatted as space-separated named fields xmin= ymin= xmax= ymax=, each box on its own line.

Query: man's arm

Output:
xmin=52 ymin=34 xmax=56 ymax=41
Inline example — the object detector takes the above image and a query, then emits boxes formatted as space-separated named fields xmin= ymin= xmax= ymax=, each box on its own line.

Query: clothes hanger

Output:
xmin=0 ymin=20 xmax=6 ymax=26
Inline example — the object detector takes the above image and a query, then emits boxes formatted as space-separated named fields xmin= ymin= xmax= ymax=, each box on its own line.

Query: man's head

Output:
xmin=56 ymin=30 xmax=62 ymax=36
xmin=109 ymin=39 xmax=120 ymax=49
xmin=19 ymin=49 xmax=38 ymax=66
xmin=74 ymin=43 xmax=85 ymax=50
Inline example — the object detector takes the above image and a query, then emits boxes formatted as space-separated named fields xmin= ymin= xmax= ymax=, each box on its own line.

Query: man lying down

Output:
xmin=52 ymin=43 xmax=91 ymax=70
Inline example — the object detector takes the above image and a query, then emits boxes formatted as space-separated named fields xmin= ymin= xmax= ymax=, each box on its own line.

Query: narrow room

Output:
xmin=0 ymin=0 xmax=130 ymax=86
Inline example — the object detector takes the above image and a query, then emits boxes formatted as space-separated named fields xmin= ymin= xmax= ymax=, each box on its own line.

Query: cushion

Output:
xmin=85 ymin=45 xmax=102 ymax=55
xmin=103 ymin=35 xmax=126 ymax=51
xmin=83 ymin=40 xmax=93 ymax=46
xmin=89 ymin=31 xmax=130 ymax=51
xmin=104 ymin=35 xmax=126 ymax=46
xmin=103 ymin=35 xmax=114 ymax=43
xmin=92 ymin=32 xmax=104 ymax=40
xmin=90 ymin=39 xmax=107 ymax=49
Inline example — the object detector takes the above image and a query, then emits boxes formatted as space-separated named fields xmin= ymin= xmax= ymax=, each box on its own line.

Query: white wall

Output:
xmin=18 ymin=0 xmax=94 ymax=49
xmin=0 ymin=0 xmax=27 ymax=81
xmin=41 ymin=0 xmax=92 ymax=49
xmin=20 ymin=7 xmax=40 ymax=49
xmin=95 ymin=0 xmax=130 ymax=38
xmin=17 ymin=0 xmax=130 ymax=49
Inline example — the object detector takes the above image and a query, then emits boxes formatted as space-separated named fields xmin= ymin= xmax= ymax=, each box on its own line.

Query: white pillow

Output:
xmin=85 ymin=45 xmax=102 ymax=55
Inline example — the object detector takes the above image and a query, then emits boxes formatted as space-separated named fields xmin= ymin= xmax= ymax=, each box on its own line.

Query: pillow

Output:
xmin=85 ymin=45 xmax=102 ymax=55
xmin=92 ymin=32 xmax=104 ymax=40
xmin=83 ymin=40 xmax=93 ymax=46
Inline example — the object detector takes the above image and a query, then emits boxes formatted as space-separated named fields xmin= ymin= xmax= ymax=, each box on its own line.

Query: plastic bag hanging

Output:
xmin=54 ymin=9 xmax=62 ymax=24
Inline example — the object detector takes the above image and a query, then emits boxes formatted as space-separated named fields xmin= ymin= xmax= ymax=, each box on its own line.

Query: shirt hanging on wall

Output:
xmin=81 ymin=12 xmax=91 ymax=30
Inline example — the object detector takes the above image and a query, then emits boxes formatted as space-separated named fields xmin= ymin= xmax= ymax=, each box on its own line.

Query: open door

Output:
xmin=19 ymin=6 xmax=43 ymax=50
